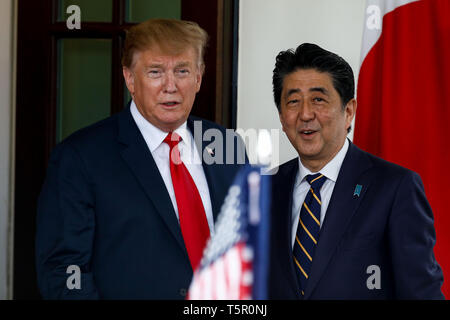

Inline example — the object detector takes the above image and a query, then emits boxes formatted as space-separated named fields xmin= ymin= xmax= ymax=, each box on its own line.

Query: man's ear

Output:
xmin=195 ymin=64 xmax=204 ymax=93
xmin=345 ymin=98 xmax=357 ymax=130
xmin=123 ymin=67 xmax=135 ymax=96
xmin=278 ymin=110 xmax=286 ymax=133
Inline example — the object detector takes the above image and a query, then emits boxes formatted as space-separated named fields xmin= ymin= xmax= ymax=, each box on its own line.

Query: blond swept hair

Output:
xmin=122 ymin=18 xmax=208 ymax=71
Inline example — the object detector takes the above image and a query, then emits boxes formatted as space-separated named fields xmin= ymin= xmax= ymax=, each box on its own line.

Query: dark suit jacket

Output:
xmin=269 ymin=140 xmax=444 ymax=299
xmin=35 ymin=105 xmax=246 ymax=299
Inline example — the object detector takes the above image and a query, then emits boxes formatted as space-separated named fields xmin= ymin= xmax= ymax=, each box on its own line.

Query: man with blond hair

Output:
xmin=36 ymin=19 xmax=245 ymax=299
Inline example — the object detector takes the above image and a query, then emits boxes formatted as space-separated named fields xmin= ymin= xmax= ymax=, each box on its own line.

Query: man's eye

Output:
xmin=287 ymin=99 xmax=299 ymax=105
xmin=148 ymin=70 xmax=162 ymax=77
xmin=313 ymin=97 xmax=325 ymax=102
xmin=176 ymin=69 xmax=189 ymax=75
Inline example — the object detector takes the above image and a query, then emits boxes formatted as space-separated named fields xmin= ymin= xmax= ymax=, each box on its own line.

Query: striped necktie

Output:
xmin=293 ymin=173 xmax=326 ymax=297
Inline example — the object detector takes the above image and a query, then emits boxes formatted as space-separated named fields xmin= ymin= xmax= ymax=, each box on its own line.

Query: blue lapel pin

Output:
xmin=353 ymin=184 xmax=362 ymax=197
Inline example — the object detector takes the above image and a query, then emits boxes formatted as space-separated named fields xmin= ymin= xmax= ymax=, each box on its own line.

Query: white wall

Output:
xmin=0 ymin=0 xmax=14 ymax=300
xmin=237 ymin=0 xmax=366 ymax=166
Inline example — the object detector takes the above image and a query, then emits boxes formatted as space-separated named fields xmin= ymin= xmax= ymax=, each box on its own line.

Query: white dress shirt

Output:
xmin=291 ymin=139 xmax=349 ymax=248
xmin=130 ymin=101 xmax=215 ymax=235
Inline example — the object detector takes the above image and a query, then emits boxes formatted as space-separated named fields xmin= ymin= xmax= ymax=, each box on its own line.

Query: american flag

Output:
xmin=188 ymin=165 xmax=271 ymax=300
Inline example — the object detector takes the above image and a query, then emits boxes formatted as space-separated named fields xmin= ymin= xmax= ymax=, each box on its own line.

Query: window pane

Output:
xmin=126 ymin=0 xmax=181 ymax=22
xmin=57 ymin=39 xmax=112 ymax=142
xmin=58 ymin=0 xmax=112 ymax=22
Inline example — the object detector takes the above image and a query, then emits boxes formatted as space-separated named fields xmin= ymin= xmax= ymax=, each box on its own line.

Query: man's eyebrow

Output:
xmin=175 ymin=61 xmax=191 ymax=68
xmin=309 ymin=87 xmax=329 ymax=95
xmin=145 ymin=60 xmax=193 ymax=69
xmin=285 ymin=88 xmax=301 ymax=98
xmin=285 ymin=87 xmax=330 ymax=98
xmin=146 ymin=63 xmax=163 ymax=69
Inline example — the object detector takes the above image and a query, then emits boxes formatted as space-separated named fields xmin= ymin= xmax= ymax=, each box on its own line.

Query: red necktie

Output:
xmin=164 ymin=132 xmax=210 ymax=271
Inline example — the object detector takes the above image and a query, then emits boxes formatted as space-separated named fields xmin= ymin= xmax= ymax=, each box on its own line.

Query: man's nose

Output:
xmin=299 ymin=101 xmax=315 ymax=121
xmin=163 ymin=72 xmax=177 ymax=93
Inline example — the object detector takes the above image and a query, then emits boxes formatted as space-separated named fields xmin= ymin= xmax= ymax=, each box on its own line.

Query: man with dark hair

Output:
xmin=269 ymin=43 xmax=444 ymax=299
xmin=35 ymin=19 xmax=245 ymax=299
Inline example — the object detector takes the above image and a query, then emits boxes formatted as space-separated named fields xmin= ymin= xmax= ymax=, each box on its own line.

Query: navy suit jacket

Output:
xmin=269 ymin=141 xmax=445 ymax=299
xmin=35 ymin=106 xmax=246 ymax=299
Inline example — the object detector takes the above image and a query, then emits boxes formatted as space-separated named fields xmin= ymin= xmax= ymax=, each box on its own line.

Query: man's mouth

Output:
xmin=161 ymin=101 xmax=180 ymax=107
xmin=299 ymin=129 xmax=318 ymax=138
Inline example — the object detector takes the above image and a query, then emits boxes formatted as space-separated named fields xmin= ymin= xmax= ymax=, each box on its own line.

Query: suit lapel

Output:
xmin=117 ymin=107 xmax=188 ymax=255
xmin=187 ymin=117 xmax=223 ymax=222
xmin=304 ymin=141 xmax=373 ymax=299
xmin=274 ymin=159 xmax=304 ymax=298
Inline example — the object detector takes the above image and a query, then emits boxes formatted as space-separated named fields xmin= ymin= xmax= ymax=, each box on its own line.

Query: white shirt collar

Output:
xmin=130 ymin=100 xmax=191 ymax=152
xmin=296 ymin=138 xmax=349 ymax=186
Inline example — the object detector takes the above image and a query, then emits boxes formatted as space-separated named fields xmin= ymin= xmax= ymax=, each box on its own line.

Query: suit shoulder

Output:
xmin=279 ymin=157 xmax=298 ymax=173
xmin=53 ymin=112 xmax=122 ymax=160
xmin=355 ymin=144 xmax=419 ymax=180
xmin=63 ymin=113 xmax=120 ymax=145
xmin=270 ymin=157 xmax=298 ymax=181
xmin=189 ymin=115 xmax=228 ymax=132
xmin=188 ymin=116 xmax=246 ymax=152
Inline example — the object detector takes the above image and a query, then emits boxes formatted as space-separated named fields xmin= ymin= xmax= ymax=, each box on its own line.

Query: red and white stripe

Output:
xmin=355 ymin=0 xmax=450 ymax=297
xmin=188 ymin=242 xmax=253 ymax=300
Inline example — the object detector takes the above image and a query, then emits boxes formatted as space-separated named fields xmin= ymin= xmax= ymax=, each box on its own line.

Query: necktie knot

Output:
xmin=306 ymin=173 xmax=326 ymax=191
xmin=164 ymin=132 xmax=181 ymax=149
xmin=164 ymin=132 xmax=182 ymax=165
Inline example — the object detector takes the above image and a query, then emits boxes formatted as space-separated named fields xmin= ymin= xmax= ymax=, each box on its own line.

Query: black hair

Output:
xmin=272 ymin=43 xmax=355 ymax=112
